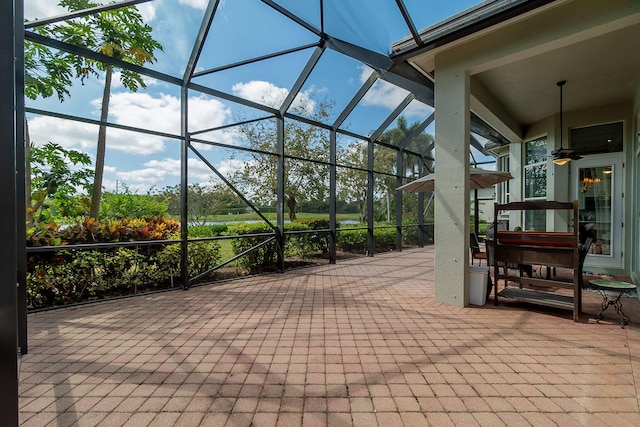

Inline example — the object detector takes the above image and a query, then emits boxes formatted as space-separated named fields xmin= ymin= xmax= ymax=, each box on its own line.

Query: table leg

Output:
xmin=612 ymin=294 xmax=630 ymax=328
xmin=595 ymin=290 xmax=629 ymax=328
xmin=595 ymin=292 xmax=610 ymax=322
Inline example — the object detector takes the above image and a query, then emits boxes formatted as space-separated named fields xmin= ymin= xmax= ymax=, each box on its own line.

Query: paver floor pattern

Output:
xmin=19 ymin=247 xmax=640 ymax=426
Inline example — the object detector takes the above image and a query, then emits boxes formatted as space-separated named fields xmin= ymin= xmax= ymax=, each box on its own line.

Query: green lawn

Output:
xmin=218 ymin=239 xmax=235 ymax=260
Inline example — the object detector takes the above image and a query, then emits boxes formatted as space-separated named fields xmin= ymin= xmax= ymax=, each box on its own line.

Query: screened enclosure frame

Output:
xmin=0 ymin=0 xmax=517 ymax=419
xmin=15 ymin=0 xmax=507 ymax=343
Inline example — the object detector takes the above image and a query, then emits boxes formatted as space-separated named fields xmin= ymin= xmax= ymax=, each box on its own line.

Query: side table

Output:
xmin=589 ymin=279 xmax=636 ymax=328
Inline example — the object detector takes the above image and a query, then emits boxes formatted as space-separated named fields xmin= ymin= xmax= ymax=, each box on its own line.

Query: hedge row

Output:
xmin=227 ymin=220 xmax=330 ymax=273
xmin=227 ymin=220 xmax=428 ymax=273
xmin=27 ymin=217 xmax=221 ymax=310
xmin=27 ymin=217 xmax=428 ymax=309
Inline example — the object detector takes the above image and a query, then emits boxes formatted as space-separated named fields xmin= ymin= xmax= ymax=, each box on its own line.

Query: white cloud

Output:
xmin=28 ymin=114 xmax=167 ymax=155
xmin=102 ymin=178 xmax=155 ymax=195
xmin=232 ymin=81 xmax=288 ymax=108
xmin=111 ymin=72 xmax=163 ymax=90
xmin=107 ymin=155 xmax=243 ymax=192
xmin=116 ymin=167 xmax=167 ymax=184
xmin=187 ymin=96 xmax=235 ymax=144
xmin=359 ymin=66 xmax=407 ymax=108
xmin=25 ymin=0 xmax=156 ymax=23
xmin=25 ymin=2 xmax=65 ymax=21
xmin=133 ymin=157 xmax=215 ymax=182
xmin=28 ymin=116 xmax=95 ymax=153
xmin=178 ymin=0 xmax=209 ymax=10
xmin=231 ymin=80 xmax=316 ymax=115
xmin=143 ymin=158 xmax=181 ymax=177
xmin=99 ymin=92 xmax=180 ymax=135
xmin=31 ymin=91 xmax=233 ymax=155
xmin=215 ymin=158 xmax=245 ymax=178
xmin=359 ymin=66 xmax=433 ymax=118
xmin=137 ymin=2 xmax=156 ymax=21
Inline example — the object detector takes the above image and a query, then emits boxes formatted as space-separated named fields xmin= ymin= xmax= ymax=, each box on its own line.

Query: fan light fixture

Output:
xmin=551 ymin=80 xmax=582 ymax=166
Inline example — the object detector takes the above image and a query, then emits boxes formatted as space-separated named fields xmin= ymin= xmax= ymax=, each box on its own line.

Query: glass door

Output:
xmin=571 ymin=153 xmax=623 ymax=269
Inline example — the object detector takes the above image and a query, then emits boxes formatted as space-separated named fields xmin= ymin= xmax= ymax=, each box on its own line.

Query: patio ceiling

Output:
xmin=471 ymin=22 xmax=640 ymax=127
xmin=392 ymin=0 xmax=640 ymax=142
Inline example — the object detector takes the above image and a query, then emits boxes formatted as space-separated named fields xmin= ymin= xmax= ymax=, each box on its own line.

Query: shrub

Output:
xmin=188 ymin=223 xmax=228 ymax=238
xmin=31 ymin=216 xmax=181 ymax=247
xmin=294 ymin=218 xmax=333 ymax=253
xmin=372 ymin=227 xmax=396 ymax=252
xmin=336 ymin=229 xmax=367 ymax=253
xmin=477 ymin=222 xmax=489 ymax=236
xmin=226 ymin=222 xmax=325 ymax=273
xmin=156 ymin=241 xmax=222 ymax=281
xmin=100 ymin=191 xmax=168 ymax=220
xmin=284 ymin=222 xmax=315 ymax=259
xmin=336 ymin=226 xmax=398 ymax=254
xmin=25 ymin=217 xmax=223 ymax=309
xmin=28 ymin=247 xmax=165 ymax=308
xmin=402 ymin=223 xmax=419 ymax=245
xmin=227 ymin=223 xmax=279 ymax=273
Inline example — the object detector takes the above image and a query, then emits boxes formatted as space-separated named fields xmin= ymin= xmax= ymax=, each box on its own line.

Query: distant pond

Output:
xmin=193 ymin=219 xmax=360 ymax=226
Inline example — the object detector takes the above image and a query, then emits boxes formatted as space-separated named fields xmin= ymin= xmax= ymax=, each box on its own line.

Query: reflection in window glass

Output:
xmin=523 ymin=137 xmax=547 ymax=230
xmin=524 ymin=165 xmax=547 ymax=199
xmin=524 ymin=210 xmax=546 ymax=232
xmin=525 ymin=137 xmax=547 ymax=165
xmin=523 ymin=137 xmax=547 ymax=199
xmin=578 ymin=165 xmax=613 ymax=256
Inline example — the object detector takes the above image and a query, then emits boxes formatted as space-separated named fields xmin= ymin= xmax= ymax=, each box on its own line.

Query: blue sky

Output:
xmin=25 ymin=0 xmax=485 ymax=194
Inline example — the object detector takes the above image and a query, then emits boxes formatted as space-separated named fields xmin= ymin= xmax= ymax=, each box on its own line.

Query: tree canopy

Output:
xmin=27 ymin=142 xmax=93 ymax=229
xmin=235 ymin=99 xmax=334 ymax=220
xmin=36 ymin=0 xmax=163 ymax=220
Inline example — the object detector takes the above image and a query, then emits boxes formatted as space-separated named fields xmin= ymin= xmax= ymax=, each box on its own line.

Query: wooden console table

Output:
xmin=493 ymin=201 xmax=582 ymax=321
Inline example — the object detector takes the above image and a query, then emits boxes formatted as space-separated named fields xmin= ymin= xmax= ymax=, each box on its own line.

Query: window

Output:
xmin=523 ymin=137 xmax=547 ymax=230
xmin=571 ymin=153 xmax=624 ymax=269
xmin=570 ymin=122 xmax=623 ymax=155
xmin=578 ymin=165 xmax=613 ymax=256
xmin=497 ymin=154 xmax=510 ymax=204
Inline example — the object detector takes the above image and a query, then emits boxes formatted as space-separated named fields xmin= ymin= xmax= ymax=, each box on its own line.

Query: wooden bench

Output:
xmin=492 ymin=201 xmax=583 ymax=321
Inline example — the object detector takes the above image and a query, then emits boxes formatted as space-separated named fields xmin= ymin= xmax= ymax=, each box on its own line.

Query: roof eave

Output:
xmin=390 ymin=0 xmax=557 ymax=62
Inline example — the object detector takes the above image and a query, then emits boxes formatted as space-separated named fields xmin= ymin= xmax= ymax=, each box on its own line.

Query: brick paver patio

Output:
xmin=19 ymin=247 xmax=640 ymax=426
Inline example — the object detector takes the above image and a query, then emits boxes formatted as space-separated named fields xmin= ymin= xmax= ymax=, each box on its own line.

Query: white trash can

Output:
xmin=469 ymin=266 xmax=489 ymax=306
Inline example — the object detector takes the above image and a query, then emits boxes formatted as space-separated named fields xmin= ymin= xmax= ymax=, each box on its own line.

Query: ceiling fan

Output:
xmin=550 ymin=80 xmax=582 ymax=166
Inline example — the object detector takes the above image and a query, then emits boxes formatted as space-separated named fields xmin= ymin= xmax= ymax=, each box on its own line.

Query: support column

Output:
xmin=366 ymin=139 xmax=374 ymax=256
xmin=15 ymin=0 xmax=27 ymax=355
xmin=329 ymin=130 xmax=337 ymax=264
xmin=417 ymin=161 xmax=425 ymax=247
xmin=276 ymin=116 xmax=285 ymax=271
xmin=180 ymin=85 xmax=189 ymax=290
xmin=1 ymin=0 xmax=19 ymax=422
xmin=434 ymin=66 xmax=470 ymax=307
xmin=395 ymin=150 xmax=403 ymax=251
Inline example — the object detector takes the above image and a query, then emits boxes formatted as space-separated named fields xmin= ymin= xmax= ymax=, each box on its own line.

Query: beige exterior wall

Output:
xmin=431 ymin=0 xmax=640 ymax=304
xmin=517 ymin=102 xmax=634 ymax=276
